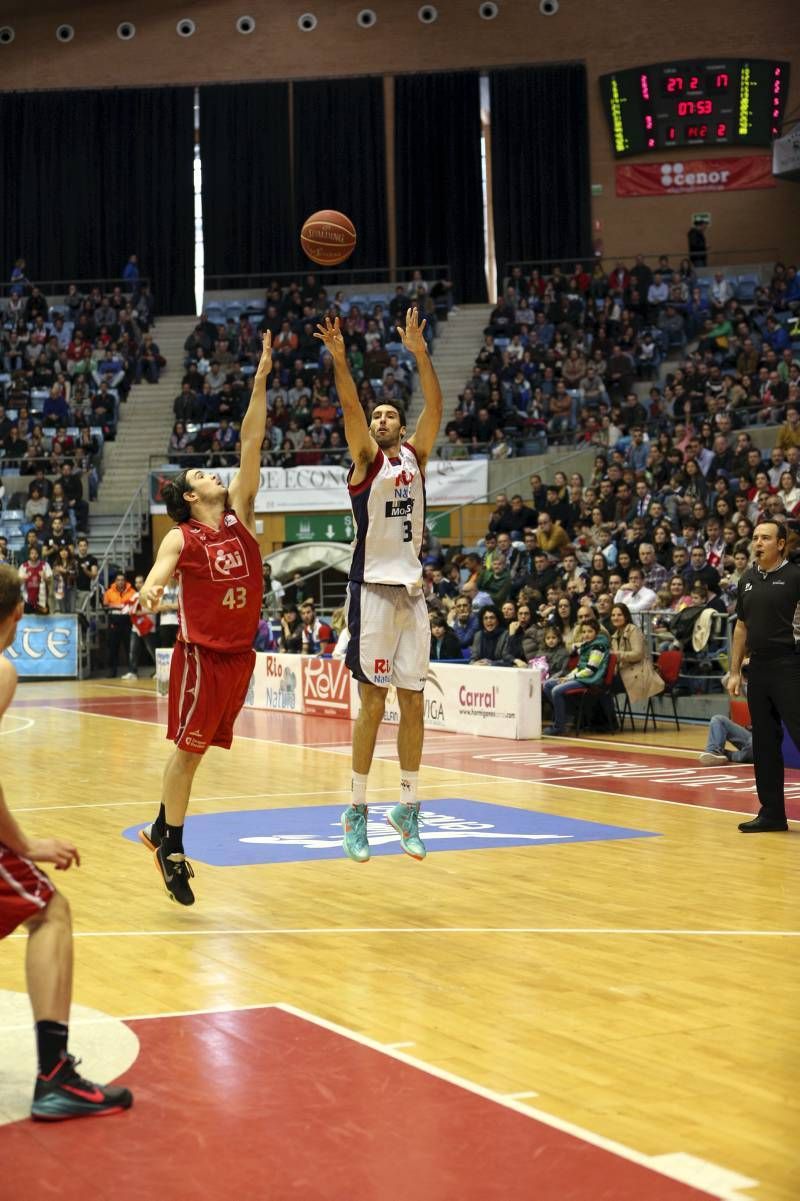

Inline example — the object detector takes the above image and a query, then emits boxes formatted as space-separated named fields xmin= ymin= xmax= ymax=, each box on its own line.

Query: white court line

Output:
xmin=0 ymin=715 xmax=34 ymax=735
xmin=49 ymin=691 xmax=698 ymax=758
xmin=8 ymin=783 xmax=464 ymax=815
xmin=384 ymin=1041 xmax=416 ymax=1050
xmin=9 ymin=925 xmax=798 ymax=941
xmin=43 ymin=706 xmax=164 ymax=728
xmin=1 ymin=993 xmax=748 ymax=1199
xmin=39 ymin=704 xmax=778 ymax=820
xmin=93 ymin=682 xmax=163 ymax=696
xmin=272 ymin=1001 xmax=748 ymax=1201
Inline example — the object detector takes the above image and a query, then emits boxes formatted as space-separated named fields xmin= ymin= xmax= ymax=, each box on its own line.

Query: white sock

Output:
xmin=351 ymin=772 xmax=369 ymax=809
xmin=400 ymin=771 xmax=419 ymax=808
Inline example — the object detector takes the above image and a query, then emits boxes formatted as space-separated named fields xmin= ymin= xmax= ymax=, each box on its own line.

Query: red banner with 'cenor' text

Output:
xmin=616 ymin=155 xmax=775 ymax=197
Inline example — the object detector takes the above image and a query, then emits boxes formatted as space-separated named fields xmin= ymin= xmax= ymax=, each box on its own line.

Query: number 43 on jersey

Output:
xmin=222 ymin=587 xmax=248 ymax=609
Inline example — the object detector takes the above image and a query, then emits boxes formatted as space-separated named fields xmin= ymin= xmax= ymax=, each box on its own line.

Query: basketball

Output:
xmin=300 ymin=210 xmax=357 ymax=266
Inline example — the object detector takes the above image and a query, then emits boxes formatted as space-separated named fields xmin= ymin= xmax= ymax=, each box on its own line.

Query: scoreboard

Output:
xmin=599 ymin=59 xmax=789 ymax=157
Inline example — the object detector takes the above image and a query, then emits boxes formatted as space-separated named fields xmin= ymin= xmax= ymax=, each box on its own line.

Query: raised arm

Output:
xmin=402 ymin=308 xmax=443 ymax=469
xmin=314 ymin=316 xmax=376 ymax=485
xmin=228 ymin=331 xmax=272 ymax=531
xmin=139 ymin=527 xmax=184 ymax=613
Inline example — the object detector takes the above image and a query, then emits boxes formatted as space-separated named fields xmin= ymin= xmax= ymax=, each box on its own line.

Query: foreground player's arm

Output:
xmin=0 ymin=658 xmax=79 ymax=868
xmin=314 ymin=317 xmax=376 ymax=485
xmin=402 ymin=308 xmax=443 ymax=470
xmin=229 ymin=331 xmax=272 ymax=532
xmin=139 ymin=528 xmax=184 ymax=613
xmin=726 ymin=617 xmax=748 ymax=697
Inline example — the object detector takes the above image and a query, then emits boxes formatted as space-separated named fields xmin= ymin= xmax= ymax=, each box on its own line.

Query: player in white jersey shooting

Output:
xmin=315 ymin=308 xmax=443 ymax=862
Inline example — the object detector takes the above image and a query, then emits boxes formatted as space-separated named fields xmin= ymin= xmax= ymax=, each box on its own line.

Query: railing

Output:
xmin=0 ymin=277 xmax=150 ymax=301
xmin=502 ymin=249 xmax=779 ymax=285
xmin=76 ymin=479 xmax=150 ymax=676
xmin=203 ymin=264 xmax=450 ymax=296
xmin=262 ymin=558 xmax=350 ymax=617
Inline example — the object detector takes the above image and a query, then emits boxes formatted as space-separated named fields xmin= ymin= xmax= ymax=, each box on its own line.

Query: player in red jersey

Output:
xmin=138 ymin=333 xmax=272 ymax=904
xmin=0 ymin=564 xmax=133 ymax=1119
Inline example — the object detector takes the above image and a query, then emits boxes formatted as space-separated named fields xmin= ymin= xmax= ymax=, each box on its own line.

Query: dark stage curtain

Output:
xmin=395 ymin=71 xmax=487 ymax=303
xmin=292 ymin=77 xmax=387 ymax=270
xmin=490 ymin=64 xmax=591 ymax=283
xmin=0 ymin=88 xmax=194 ymax=313
xmin=200 ymin=82 xmax=294 ymax=280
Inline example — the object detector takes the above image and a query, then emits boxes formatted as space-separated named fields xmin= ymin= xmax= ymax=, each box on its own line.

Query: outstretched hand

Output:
xmin=139 ymin=583 xmax=164 ymax=613
xmin=26 ymin=837 xmax=80 ymax=871
xmin=397 ymin=306 xmax=427 ymax=356
xmin=314 ymin=315 xmax=346 ymax=359
xmin=255 ymin=330 xmax=273 ymax=379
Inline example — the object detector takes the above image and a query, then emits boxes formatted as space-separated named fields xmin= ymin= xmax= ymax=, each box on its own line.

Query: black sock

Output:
xmin=152 ymin=804 xmax=167 ymax=837
xmin=163 ymin=823 xmax=184 ymax=855
xmin=35 ymin=1020 xmax=68 ymax=1076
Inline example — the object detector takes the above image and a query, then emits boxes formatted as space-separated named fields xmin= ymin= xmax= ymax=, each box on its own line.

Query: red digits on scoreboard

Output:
xmin=697 ymin=99 xmax=712 ymax=115
xmin=666 ymin=76 xmax=683 ymax=92
xmin=715 ymin=72 xmax=729 ymax=89
xmin=716 ymin=122 xmax=727 ymax=137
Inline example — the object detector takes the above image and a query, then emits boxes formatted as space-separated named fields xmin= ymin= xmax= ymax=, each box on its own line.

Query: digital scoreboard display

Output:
xmin=599 ymin=59 xmax=789 ymax=157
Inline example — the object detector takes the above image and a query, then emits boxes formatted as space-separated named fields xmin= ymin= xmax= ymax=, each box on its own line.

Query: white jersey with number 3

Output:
xmin=348 ymin=443 xmax=425 ymax=588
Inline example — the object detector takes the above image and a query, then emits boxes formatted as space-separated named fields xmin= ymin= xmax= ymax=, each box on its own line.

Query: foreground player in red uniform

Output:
xmin=0 ymin=565 xmax=133 ymax=1119
xmin=138 ymin=333 xmax=272 ymax=904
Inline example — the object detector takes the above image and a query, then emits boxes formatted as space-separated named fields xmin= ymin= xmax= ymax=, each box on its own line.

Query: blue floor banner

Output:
xmin=124 ymin=799 xmax=659 ymax=866
xmin=4 ymin=614 xmax=79 ymax=678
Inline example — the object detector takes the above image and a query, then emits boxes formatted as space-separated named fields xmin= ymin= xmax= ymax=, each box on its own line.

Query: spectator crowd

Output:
xmin=0 ymin=259 xmax=162 ymax=614
xmin=168 ymin=271 xmax=453 ymax=468
xmin=442 ymin=256 xmax=799 ymax=460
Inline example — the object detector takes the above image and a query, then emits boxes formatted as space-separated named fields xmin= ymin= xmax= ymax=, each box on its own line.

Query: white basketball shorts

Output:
xmin=345 ymin=581 xmax=429 ymax=692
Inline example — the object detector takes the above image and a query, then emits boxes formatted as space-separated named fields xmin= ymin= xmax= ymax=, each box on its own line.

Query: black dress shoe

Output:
xmin=738 ymin=814 xmax=789 ymax=833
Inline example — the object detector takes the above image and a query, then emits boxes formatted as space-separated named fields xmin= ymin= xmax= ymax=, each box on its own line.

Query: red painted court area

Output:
xmin=29 ymin=691 xmax=800 ymax=821
xmin=0 ymin=1006 xmax=716 ymax=1201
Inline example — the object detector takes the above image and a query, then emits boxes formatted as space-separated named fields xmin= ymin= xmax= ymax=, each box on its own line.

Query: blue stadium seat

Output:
xmin=735 ymin=275 xmax=759 ymax=302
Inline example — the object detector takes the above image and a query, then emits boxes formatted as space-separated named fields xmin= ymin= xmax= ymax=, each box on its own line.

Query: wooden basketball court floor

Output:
xmin=0 ymin=679 xmax=797 ymax=1201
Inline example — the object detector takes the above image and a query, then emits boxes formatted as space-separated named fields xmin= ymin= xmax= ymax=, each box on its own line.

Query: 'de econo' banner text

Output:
xmin=150 ymin=460 xmax=488 ymax=515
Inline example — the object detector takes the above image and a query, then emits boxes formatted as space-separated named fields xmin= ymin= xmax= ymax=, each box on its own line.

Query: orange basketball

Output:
xmin=300 ymin=210 xmax=357 ymax=266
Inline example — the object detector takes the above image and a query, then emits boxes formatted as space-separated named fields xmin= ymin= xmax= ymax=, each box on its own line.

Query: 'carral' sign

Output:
xmin=4 ymin=615 xmax=79 ymax=678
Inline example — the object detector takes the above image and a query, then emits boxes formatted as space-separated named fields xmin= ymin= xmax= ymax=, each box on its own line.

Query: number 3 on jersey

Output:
xmin=222 ymin=586 xmax=247 ymax=610
xmin=403 ymin=519 xmax=413 ymax=543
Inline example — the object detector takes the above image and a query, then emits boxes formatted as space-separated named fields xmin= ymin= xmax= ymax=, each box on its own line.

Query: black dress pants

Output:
xmin=107 ymin=616 xmax=131 ymax=675
xmin=746 ymin=653 xmax=800 ymax=821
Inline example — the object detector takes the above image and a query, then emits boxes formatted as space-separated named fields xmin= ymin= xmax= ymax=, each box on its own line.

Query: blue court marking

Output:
xmin=123 ymin=799 xmax=660 ymax=866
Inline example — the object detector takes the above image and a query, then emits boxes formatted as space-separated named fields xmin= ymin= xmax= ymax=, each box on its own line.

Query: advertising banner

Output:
xmin=350 ymin=663 xmax=541 ymax=740
xmin=615 ymin=155 xmax=775 ymax=197
xmin=5 ymin=615 xmax=79 ymax=678
xmin=160 ymin=650 xmax=540 ymax=741
xmin=302 ymin=656 xmax=351 ymax=718
xmin=155 ymin=648 xmax=173 ymax=696
xmin=248 ymin=652 xmax=303 ymax=713
xmin=150 ymin=460 xmax=487 ymax=515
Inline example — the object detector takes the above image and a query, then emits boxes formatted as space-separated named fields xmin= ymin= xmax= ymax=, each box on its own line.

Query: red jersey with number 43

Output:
xmin=175 ymin=510 xmax=262 ymax=652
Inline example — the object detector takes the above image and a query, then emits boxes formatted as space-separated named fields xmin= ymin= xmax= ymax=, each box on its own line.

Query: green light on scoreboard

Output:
xmin=738 ymin=63 xmax=751 ymax=135
xmin=609 ymin=76 xmax=629 ymax=153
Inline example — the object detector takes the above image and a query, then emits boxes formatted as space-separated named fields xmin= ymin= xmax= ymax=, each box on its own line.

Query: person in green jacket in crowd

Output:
xmin=542 ymin=614 xmax=613 ymax=735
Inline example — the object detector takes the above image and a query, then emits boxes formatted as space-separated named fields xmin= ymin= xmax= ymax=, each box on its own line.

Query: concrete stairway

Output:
xmin=408 ymin=304 xmax=492 ymax=427
xmin=92 ymin=315 xmax=194 ymax=517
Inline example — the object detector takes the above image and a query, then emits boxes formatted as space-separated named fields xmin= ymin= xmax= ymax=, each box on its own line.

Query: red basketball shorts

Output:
xmin=167 ymin=641 xmax=256 ymax=754
xmin=0 ymin=843 xmax=55 ymax=939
